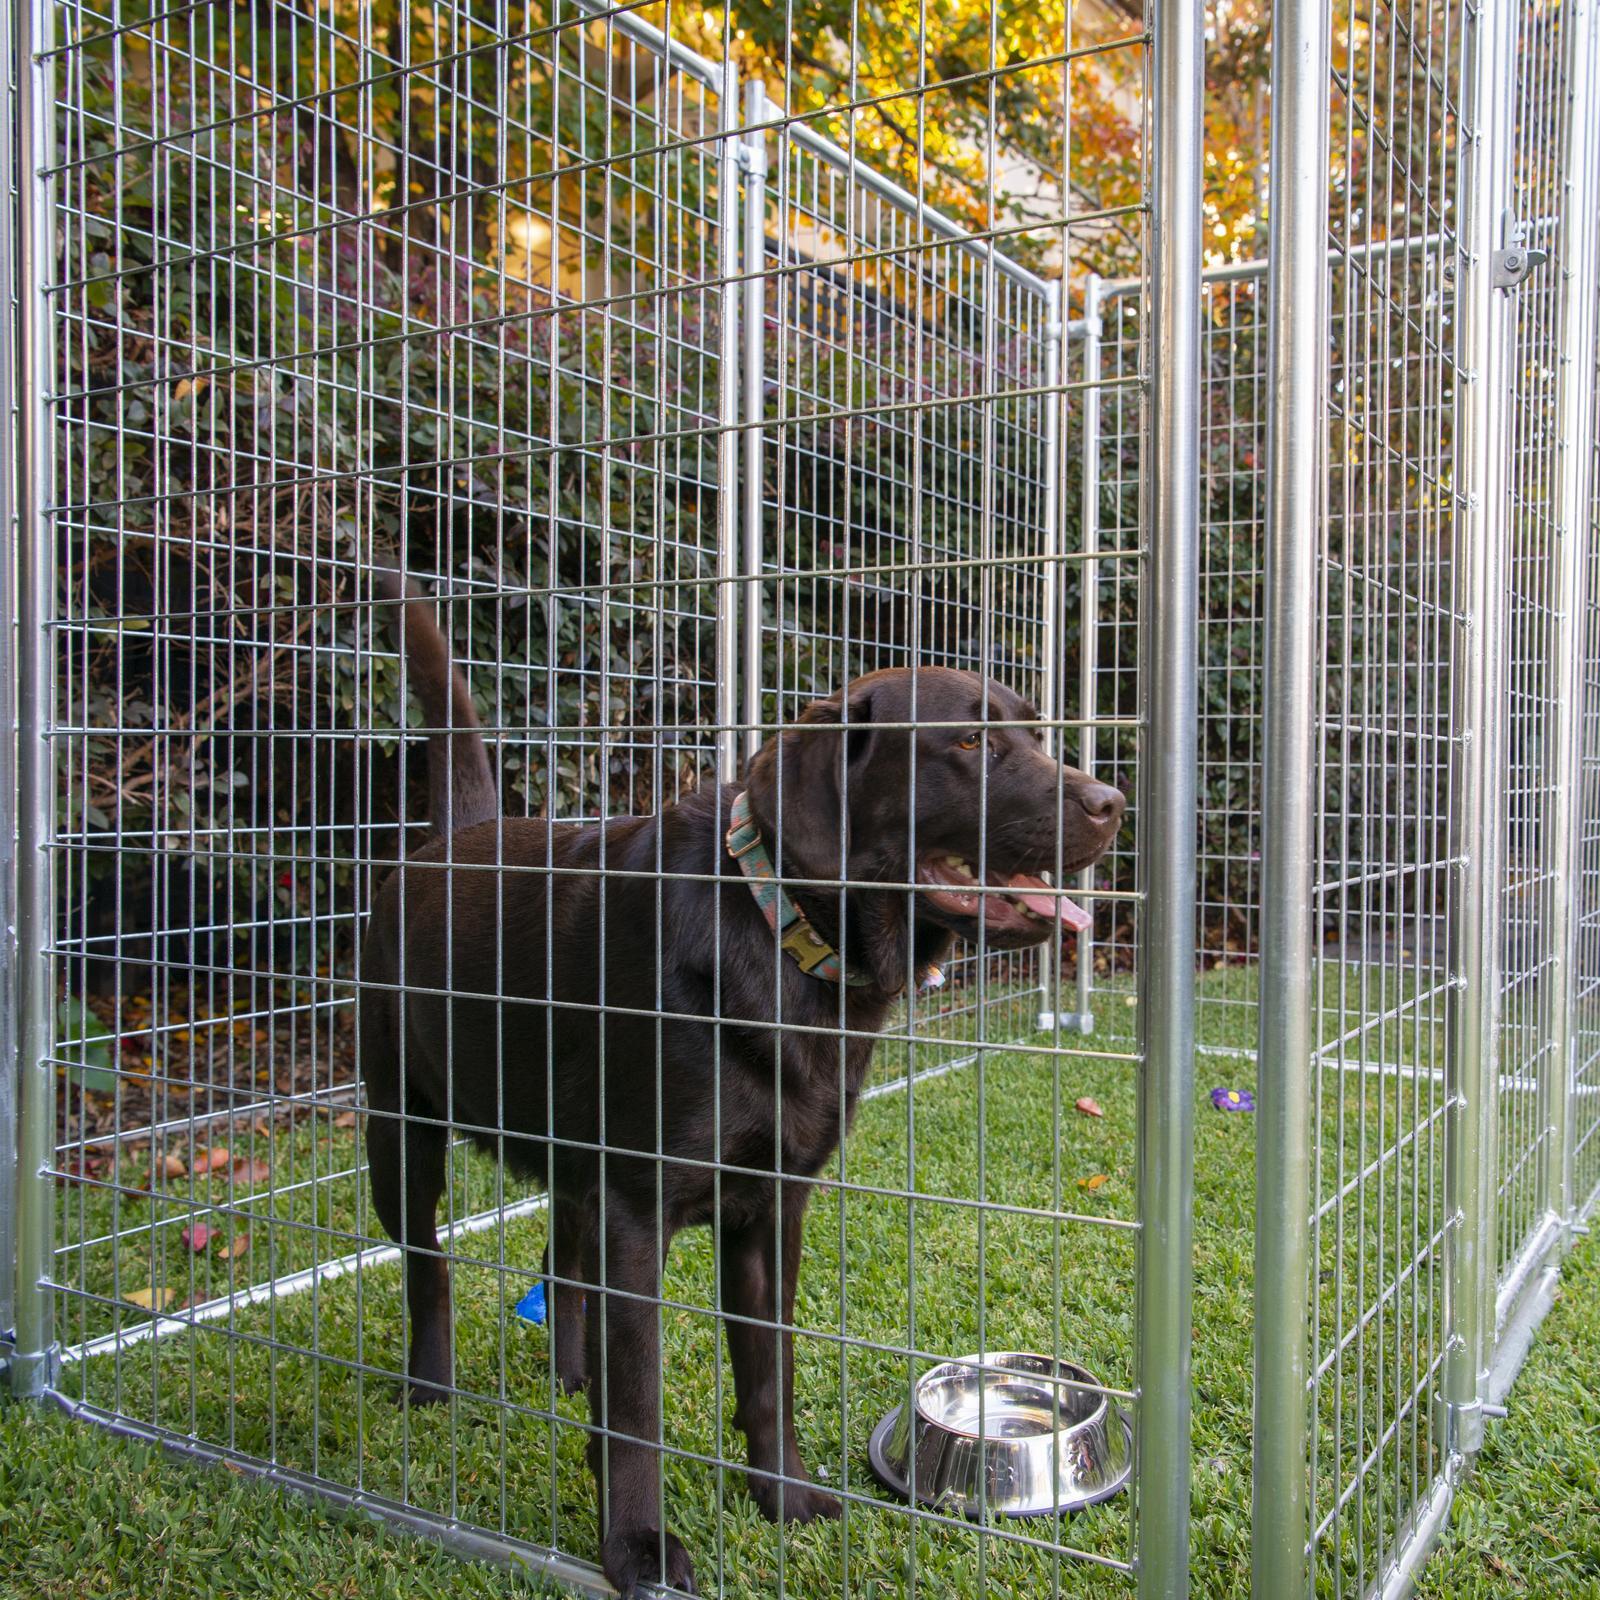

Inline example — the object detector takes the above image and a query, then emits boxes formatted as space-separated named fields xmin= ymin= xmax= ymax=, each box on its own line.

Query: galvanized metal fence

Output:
xmin=1253 ymin=4 xmax=1600 ymax=1600
xmin=4 ymin=0 xmax=1600 ymax=1597
xmin=3 ymin=1 xmax=1199 ymax=1598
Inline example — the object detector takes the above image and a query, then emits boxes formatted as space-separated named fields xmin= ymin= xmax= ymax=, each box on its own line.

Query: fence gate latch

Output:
xmin=1494 ymin=212 xmax=1549 ymax=290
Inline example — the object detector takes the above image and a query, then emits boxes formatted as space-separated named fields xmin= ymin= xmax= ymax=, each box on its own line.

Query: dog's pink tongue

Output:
xmin=1009 ymin=873 xmax=1093 ymax=932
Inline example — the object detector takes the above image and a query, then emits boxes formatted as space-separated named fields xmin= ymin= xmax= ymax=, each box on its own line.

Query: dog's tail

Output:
xmin=372 ymin=556 xmax=499 ymax=835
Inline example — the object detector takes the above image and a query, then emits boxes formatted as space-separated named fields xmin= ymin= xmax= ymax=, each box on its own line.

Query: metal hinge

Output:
xmin=1494 ymin=212 xmax=1549 ymax=290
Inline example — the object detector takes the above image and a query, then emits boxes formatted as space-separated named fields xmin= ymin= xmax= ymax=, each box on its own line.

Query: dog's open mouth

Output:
xmin=917 ymin=854 xmax=1094 ymax=935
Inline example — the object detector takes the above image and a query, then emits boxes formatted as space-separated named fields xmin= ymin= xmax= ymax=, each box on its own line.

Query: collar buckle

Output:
xmin=780 ymin=918 xmax=838 ymax=974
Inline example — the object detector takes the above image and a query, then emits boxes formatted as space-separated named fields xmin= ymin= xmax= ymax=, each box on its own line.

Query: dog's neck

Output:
xmin=734 ymin=788 xmax=954 ymax=997
xmin=786 ymin=875 xmax=954 ymax=1000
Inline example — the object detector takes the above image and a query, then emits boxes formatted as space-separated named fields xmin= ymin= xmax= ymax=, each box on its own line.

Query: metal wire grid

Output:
xmin=31 ymin=0 xmax=1600 ymax=1593
xmin=1250 ymin=0 xmax=1462 ymax=1593
xmin=1579 ymin=273 xmax=1600 ymax=1210
xmin=1495 ymin=0 xmax=1571 ymax=1292
xmin=744 ymin=105 xmax=1062 ymax=1058
xmin=1254 ymin=0 xmax=1600 ymax=1596
xmin=1311 ymin=236 xmax=1459 ymax=1600
xmin=41 ymin=0 xmax=739 ymax=1574
xmin=1528 ymin=0 xmax=1600 ymax=1338
xmin=7 ymin=2 xmax=1208 ymax=1599
xmin=0 ymin=0 xmax=20 ymax=1366
xmin=1085 ymin=268 xmax=1269 ymax=1045
xmin=46 ymin=0 xmax=733 ymax=1346
xmin=1075 ymin=274 xmax=1143 ymax=1012
xmin=1089 ymin=245 xmax=1469 ymax=1062
xmin=1195 ymin=275 xmax=1267 ymax=1015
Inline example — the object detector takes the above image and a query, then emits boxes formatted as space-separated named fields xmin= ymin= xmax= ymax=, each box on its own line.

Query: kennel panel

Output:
xmin=14 ymin=1 xmax=1207 ymax=1598
xmin=1534 ymin=0 xmax=1600 ymax=1281
xmin=40 ymin=2 xmax=737 ymax=1577
xmin=1252 ymin=0 xmax=1468 ymax=1594
xmin=741 ymin=98 xmax=1068 ymax=1054
xmin=731 ymin=42 xmax=1173 ymax=1591
xmin=1492 ymin=0 xmax=1576 ymax=1302
xmin=1089 ymin=266 xmax=1270 ymax=1047
xmin=1576 ymin=264 xmax=1600 ymax=1212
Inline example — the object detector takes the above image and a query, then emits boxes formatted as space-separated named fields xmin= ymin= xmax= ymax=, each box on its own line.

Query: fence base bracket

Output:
xmin=1036 ymin=1011 xmax=1095 ymax=1036
xmin=1442 ymin=1397 xmax=1485 ymax=1457
xmin=4 ymin=1342 xmax=60 ymax=1401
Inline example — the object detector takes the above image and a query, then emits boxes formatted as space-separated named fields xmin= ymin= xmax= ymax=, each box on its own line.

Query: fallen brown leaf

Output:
xmin=181 ymin=1222 xmax=213 ymax=1251
xmin=231 ymin=1157 xmax=271 ymax=1185
xmin=197 ymin=1146 xmax=232 ymax=1172
xmin=333 ymin=1111 xmax=358 ymax=1129
xmin=219 ymin=1232 xmax=251 ymax=1259
xmin=125 ymin=1286 xmax=177 ymax=1311
xmin=1078 ymin=1173 xmax=1110 ymax=1192
xmin=1075 ymin=1097 xmax=1104 ymax=1118
xmin=158 ymin=1152 xmax=188 ymax=1180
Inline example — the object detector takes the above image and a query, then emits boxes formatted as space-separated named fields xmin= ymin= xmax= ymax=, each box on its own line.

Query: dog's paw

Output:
xmin=404 ymin=1378 xmax=451 ymax=1408
xmin=553 ymin=1345 xmax=588 ymax=1397
xmin=747 ymin=1471 xmax=843 ymax=1525
xmin=601 ymin=1526 xmax=697 ymax=1598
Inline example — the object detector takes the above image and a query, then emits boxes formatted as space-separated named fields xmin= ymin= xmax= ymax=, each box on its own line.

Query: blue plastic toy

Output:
xmin=514 ymin=1281 xmax=547 ymax=1325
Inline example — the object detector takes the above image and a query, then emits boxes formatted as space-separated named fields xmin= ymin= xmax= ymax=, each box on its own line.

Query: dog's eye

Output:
xmin=956 ymin=732 xmax=982 ymax=751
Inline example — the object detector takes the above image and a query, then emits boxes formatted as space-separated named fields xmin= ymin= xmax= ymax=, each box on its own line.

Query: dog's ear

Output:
xmin=745 ymin=679 xmax=877 ymax=882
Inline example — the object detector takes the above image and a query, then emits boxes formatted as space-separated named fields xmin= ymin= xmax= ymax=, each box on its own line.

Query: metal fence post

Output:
xmin=1037 ymin=280 xmax=1066 ymax=1031
xmin=1076 ymin=273 xmax=1103 ymax=1036
xmin=1543 ymin=0 xmax=1600 ymax=1244
xmin=1039 ymin=280 xmax=1064 ymax=767
xmin=1136 ymin=0 xmax=1201 ymax=1592
xmin=1252 ymin=0 xmax=1330 ymax=1589
xmin=0 ymin=0 xmax=19 ymax=1370
xmin=8 ymin=0 xmax=58 ymax=1400
xmin=1443 ymin=0 xmax=1517 ymax=1463
xmin=715 ymin=60 xmax=742 ymax=783
xmin=740 ymin=82 xmax=769 ymax=769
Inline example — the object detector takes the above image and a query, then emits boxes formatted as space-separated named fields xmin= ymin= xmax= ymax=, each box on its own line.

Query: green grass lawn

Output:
xmin=4 ymin=965 xmax=1596 ymax=1598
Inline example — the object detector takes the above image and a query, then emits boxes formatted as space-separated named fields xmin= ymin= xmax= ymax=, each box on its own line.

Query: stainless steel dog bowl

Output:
xmin=868 ymin=1352 xmax=1132 ymax=1518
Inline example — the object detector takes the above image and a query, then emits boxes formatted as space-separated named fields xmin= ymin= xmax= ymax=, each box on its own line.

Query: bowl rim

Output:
xmin=910 ymin=1351 xmax=1112 ymax=1438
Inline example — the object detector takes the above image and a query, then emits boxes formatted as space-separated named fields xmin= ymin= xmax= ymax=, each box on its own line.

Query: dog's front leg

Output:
xmin=586 ymin=1196 xmax=695 ymax=1598
xmin=721 ymin=1183 xmax=841 ymax=1525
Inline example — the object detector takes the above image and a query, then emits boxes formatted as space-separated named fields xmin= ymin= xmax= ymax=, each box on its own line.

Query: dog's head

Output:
xmin=744 ymin=666 xmax=1124 ymax=988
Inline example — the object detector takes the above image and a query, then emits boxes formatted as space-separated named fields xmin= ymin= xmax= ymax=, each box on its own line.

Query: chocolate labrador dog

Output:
xmin=360 ymin=573 xmax=1124 ymax=1597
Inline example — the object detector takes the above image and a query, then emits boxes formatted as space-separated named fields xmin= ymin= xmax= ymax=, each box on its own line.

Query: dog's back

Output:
xmin=359 ymin=568 xmax=690 ymax=1171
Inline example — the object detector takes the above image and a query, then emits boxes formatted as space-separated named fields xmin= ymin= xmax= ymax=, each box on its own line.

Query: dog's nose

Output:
xmin=1074 ymin=781 xmax=1125 ymax=828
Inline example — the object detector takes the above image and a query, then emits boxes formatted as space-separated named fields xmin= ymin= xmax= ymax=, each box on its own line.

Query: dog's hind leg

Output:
xmin=545 ymin=1187 xmax=592 ymax=1396
xmin=367 ymin=1091 xmax=453 ymax=1405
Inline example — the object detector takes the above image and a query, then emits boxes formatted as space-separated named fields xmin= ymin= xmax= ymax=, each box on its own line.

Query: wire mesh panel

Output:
xmin=1090 ymin=268 xmax=1268 ymax=1047
xmin=1253 ymin=0 xmax=1467 ymax=1593
xmin=15 ymin=0 xmax=1205 ymax=1597
xmin=1253 ymin=1 xmax=1600 ymax=1591
xmin=1577 ymin=287 xmax=1600 ymax=1211
xmin=744 ymin=108 xmax=1062 ymax=1059
xmin=1076 ymin=278 xmax=1144 ymax=1013
xmin=1494 ymin=0 xmax=1572 ymax=1294
xmin=1195 ymin=273 xmax=1268 ymax=1038
xmin=42 ymin=0 xmax=737 ymax=1582
xmin=1312 ymin=236 xmax=1461 ymax=1600
xmin=725 ymin=35 xmax=1181 ymax=1596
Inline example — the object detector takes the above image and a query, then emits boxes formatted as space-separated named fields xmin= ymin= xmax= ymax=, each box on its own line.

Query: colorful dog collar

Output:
xmin=725 ymin=791 xmax=947 ymax=994
xmin=725 ymin=791 xmax=872 ymax=985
